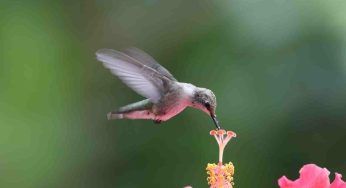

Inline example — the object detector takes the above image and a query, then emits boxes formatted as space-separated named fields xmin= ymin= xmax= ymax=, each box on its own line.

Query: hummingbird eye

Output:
xmin=205 ymin=102 xmax=211 ymax=109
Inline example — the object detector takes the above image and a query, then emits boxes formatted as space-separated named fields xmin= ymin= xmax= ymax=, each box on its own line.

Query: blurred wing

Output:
xmin=96 ymin=49 xmax=166 ymax=103
xmin=123 ymin=47 xmax=177 ymax=81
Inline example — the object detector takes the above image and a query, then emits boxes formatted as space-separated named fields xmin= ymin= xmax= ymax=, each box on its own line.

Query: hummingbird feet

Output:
xmin=153 ymin=119 xmax=162 ymax=124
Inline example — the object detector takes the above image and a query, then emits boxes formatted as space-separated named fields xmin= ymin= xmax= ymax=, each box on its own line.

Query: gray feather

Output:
xmin=96 ymin=49 xmax=170 ymax=103
xmin=123 ymin=48 xmax=177 ymax=81
xmin=116 ymin=99 xmax=153 ymax=113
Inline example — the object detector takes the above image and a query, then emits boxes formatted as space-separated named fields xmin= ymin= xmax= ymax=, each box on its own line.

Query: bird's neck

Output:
xmin=177 ymin=82 xmax=197 ymax=103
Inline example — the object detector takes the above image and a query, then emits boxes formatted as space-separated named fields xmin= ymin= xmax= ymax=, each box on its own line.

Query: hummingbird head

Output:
xmin=191 ymin=88 xmax=221 ymax=129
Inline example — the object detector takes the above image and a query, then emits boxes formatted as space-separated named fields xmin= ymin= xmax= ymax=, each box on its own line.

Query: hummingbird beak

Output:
xmin=210 ymin=114 xmax=221 ymax=130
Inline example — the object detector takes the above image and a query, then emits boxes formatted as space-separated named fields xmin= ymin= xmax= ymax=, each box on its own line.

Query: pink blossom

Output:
xmin=278 ymin=164 xmax=346 ymax=188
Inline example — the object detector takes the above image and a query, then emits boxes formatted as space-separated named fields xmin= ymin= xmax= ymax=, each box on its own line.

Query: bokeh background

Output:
xmin=1 ymin=0 xmax=346 ymax=187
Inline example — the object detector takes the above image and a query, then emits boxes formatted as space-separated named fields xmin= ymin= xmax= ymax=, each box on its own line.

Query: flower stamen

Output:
xmin=207 ymin=129 xmax=237 ymax=188
xmin=209 ymin=129 xmax=236 ymax=163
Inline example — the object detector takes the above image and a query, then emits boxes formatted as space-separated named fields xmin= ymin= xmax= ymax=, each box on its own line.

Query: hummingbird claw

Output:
xmin=154 ymin=119 xmax=162 ymax=124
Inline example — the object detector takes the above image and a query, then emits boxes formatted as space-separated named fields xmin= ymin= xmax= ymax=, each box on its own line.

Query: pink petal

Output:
xmin=278 ymin=164 xmax=330 ymax=188
xmin=331 ymin=173 xmax=346 ymax=188
xmin=278 ymin=176 xmax=296 ymax=188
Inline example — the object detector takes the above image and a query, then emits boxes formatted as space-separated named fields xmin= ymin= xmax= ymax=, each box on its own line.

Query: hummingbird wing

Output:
xmin=96 ymin=49 xmax=169 ymax=103
xmin=122 ymin=48 xmax=177 ymax=81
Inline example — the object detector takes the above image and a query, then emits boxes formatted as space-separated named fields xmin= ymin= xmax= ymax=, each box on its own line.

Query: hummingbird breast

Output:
xmin=155 ymin=102 xmax=188 ymax=121
xmin=153 ymin=82 xmax=193 ymax=121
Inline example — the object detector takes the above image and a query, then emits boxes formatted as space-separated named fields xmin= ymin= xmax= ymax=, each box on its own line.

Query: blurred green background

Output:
xmin=1 ymin=0 xmax=346 ymax=187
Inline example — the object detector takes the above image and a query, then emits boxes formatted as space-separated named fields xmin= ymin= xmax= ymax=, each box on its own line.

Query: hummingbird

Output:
xmin=96 ymin=48 xmax=221 ymax=129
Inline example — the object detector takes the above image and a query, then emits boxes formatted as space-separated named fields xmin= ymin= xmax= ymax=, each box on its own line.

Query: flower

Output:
xmin=206 ymin=129 xmax=237 ymax=188
xmin=206 ymin=162 xmax=235 ymax=188
xmin=278 ymin=164 xmax=346 ymax=188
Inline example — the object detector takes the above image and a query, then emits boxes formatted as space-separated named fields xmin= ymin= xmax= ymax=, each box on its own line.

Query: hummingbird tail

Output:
xmin=107 ymin=112 xmax=124 ymax=120
xmin=107 ymin=110 xmax=155 ymax=120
